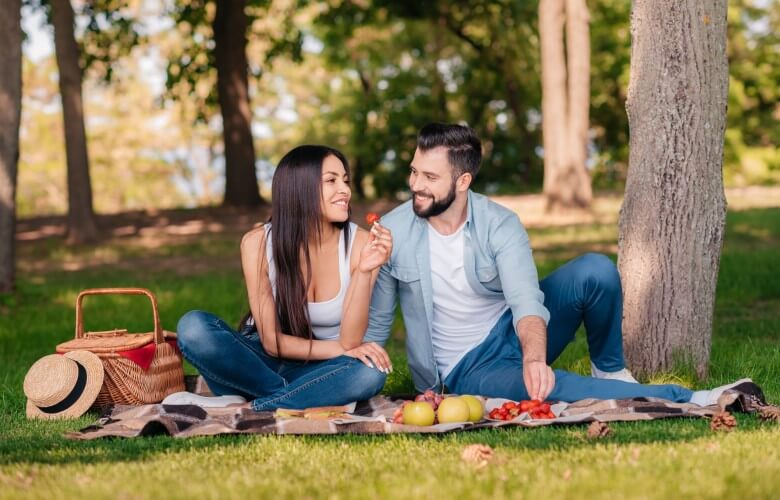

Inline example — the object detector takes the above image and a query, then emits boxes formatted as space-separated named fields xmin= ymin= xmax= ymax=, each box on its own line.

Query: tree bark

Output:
xmin=0 ymin=0 xmax=22 ymax=292
xmin=51 ymin=0 xmax=100 ymax=244
xmin=213 ymin=0 xmax=262 ymax=207
xmin=540 ymin=0 xmax=568 ymax=208
xmin=618 ymin=0 xmax=729 ymax=378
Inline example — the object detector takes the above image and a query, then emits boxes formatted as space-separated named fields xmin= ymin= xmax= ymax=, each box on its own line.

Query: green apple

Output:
xmin=436 ymin=397 xmax=471 ymax=424
xmin=402 ymin=401 xmax=436 ymax=426
xmin=459 ymin=395 xmax=484 ymax=422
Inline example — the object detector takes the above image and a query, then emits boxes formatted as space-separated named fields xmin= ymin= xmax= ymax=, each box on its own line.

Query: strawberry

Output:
xmin=366 ymin=212 xmax=380 ymax=225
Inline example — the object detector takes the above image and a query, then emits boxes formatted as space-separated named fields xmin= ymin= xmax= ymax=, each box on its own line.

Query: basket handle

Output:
xmin=75 ymin=288 xmax=165 ymax=344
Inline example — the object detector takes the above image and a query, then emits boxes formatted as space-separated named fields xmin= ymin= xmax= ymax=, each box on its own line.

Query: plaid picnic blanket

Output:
xmin=66 ymin=380 xmax=771 ymax=440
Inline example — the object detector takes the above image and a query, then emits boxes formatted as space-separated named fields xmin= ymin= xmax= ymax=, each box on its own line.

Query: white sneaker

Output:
xmin=689 ymin=378 xmax=754 ymax=407
xmin=162 ymin=391 xmax=247 ymax=408
xmin=591 ymin=362 xmax=639 ymax=383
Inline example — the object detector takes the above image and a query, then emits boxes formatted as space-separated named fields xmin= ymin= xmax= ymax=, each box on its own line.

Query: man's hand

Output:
xmin=523 ymin=360 xmax=555 ymax=401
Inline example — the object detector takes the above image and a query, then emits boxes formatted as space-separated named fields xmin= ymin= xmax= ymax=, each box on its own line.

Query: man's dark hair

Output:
xmin=417 ymin=122 xmax=482 ymax=179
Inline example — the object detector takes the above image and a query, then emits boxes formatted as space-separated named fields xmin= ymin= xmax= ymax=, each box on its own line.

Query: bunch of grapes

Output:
xmin=414 ymin=389 xmax=444 ymax=410
xmin=391 ymin=402 xmax=408 ymax=424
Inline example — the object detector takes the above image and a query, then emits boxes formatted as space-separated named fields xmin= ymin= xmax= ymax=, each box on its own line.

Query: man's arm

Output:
xmin=491 ymin=213 xmax=554 ymax=400
xmin=516 ymin=316 xmax=555 ymax=401
xmin=363 ymin=263 xmax=398 ymax=345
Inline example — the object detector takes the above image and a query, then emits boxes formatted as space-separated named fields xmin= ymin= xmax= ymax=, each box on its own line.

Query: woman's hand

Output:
xmin=344 ymin=342 xmax=393 ymax=374
xmin=358 ymin=222 xmax=392 ymax=273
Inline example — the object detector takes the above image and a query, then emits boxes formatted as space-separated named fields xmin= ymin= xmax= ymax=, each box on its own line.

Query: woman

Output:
xmin=176 ymin=145 xmax=393 ymax=411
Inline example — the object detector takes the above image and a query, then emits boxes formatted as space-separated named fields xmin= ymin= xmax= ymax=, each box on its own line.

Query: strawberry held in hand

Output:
xmin=358 ymin=212 xmax=392 ymax=273
xmin=366 ymin=212 xmax=380 ymax=226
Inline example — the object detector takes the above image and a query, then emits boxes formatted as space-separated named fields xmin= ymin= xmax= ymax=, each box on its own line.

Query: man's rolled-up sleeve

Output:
xmin=491 ymin=214 xmax=550 ymax=326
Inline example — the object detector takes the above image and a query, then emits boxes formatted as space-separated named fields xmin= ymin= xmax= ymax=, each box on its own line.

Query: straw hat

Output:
xmin=23 ymin=351 xmax=104 ymax=420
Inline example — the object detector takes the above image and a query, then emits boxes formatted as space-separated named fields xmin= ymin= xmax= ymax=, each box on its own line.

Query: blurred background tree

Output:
xmin=0 ymin=0 xmax=22 ymax=291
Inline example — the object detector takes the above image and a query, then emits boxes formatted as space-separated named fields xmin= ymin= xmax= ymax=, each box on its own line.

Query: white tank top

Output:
xmin=263 ymin=222 xmax=357 ymax=340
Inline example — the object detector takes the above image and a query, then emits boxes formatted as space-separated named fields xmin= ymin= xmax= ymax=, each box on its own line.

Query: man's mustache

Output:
xmin=412 ymin=191 xmax=433 ymax=199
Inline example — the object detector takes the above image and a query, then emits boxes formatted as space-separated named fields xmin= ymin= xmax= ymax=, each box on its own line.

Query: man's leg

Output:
xmin=540 ymin=253 xmax=628 ymax=374
xmin=444 ymin=311 xmax=691 ymax=402
xmin=444 ymin=310 xmax=529 ymax=400
xmin=548 ymin=370 xmax=692 ymax=403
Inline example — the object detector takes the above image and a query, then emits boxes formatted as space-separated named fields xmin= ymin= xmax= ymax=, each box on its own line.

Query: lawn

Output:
xmin=1 ymin=197 xmax=779 ymax=499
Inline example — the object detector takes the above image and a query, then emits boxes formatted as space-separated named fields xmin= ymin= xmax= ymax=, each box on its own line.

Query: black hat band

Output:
xmin=37 ymin=361 xmax=88 ymax=414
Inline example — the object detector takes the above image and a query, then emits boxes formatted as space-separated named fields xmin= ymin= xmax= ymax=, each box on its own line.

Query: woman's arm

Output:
xmin=339 ymin=223 xmax=393 ymax=350
xmin=240 ymin=227 xmax=345 ymax=360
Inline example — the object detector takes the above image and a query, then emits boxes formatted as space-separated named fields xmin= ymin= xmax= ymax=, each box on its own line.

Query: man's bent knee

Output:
xmin=574 ymin=253 xmax=620 ymax=292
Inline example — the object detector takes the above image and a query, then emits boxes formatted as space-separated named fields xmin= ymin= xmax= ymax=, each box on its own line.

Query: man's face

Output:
xmin=409 ymin=147 xmax=458 ymax=218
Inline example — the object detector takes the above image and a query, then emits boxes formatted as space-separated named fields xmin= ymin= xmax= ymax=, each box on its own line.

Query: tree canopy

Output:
xmin=15 ymin=0 xmax=779 ymax=215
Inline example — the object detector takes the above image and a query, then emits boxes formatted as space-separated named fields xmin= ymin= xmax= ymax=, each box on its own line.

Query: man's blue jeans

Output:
xmin=176 ymin=311 xmax=386 ymax=410
xmin=445 ymin=253 xmax=694 ymax=403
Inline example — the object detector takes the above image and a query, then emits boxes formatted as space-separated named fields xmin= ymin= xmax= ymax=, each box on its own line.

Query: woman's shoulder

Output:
xmin=241 ymin=223 xmax=268 ymax=253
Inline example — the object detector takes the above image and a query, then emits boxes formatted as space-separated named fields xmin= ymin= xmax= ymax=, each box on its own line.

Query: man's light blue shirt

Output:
xmin=364 ymin=190 xmax=550 ymax=392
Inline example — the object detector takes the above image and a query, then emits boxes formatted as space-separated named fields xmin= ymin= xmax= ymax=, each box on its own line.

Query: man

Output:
xmin=363 ymin=122 xmax=738 ymax=405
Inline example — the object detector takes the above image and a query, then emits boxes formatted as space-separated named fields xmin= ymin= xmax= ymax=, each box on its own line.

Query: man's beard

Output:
xmin=412 ymin=182 xmax=457 ymax=218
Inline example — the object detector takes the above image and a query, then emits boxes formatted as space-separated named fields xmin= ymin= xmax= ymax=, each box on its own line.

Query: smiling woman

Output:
xmin=174 ymin=145 xmax=395 ymax=411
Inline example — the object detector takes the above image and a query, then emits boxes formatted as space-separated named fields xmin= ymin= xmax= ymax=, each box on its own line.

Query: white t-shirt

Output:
xmin=428 ymin=222 xmax=509 ymax=379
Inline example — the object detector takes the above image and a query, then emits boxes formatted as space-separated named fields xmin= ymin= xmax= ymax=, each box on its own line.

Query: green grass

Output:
xmin=1 ymin=207 xmax=779 ymax=499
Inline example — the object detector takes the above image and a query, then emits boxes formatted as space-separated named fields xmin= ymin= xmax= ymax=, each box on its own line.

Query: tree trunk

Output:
xmin=541 ymin=0 xmax=593 ymax=212
xmin=51 ymin=0 xmax=100 ymax=244
xmin=618 ymin=0 xmax=729 ymax=378
xmin=0 ymin=0 xmax=22 ymax=292
xmin=540 ymin=0 xmax=568 ymax=209
xmin=213 ymin=0 xmax=262 ymax=207
xmin=563 ymin=0 xmax=592 ymax=207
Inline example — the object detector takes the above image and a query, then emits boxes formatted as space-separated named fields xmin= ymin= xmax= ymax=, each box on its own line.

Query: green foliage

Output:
xmin=724 ymin=0 xmax=780 ymax=186
xmin=163 ymin=0 xmax=305 ymax=123
xmin=309 ymin=0 xmax=546 ymax=197
xmin=16 ymin=0 xmax=779 ymax=216
xmin=78 ymin=0 xmax=145 ymax=82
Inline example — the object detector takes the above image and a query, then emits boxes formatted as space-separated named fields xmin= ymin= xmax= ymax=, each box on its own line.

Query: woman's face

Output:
xmin=320 ymin=155 xmax=351 ymax=223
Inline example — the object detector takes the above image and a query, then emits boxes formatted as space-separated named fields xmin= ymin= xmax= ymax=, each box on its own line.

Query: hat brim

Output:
xmin=26 ymin=350 xmax=105 ymax=420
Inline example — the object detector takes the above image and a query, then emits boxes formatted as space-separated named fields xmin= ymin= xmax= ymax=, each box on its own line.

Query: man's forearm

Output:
xmin=516 ymin=315 xmax=547 ymax=363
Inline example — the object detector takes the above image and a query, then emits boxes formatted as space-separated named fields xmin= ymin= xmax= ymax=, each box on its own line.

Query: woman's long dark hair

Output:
xmin=245 ymin=145 xmax=351 ymax=357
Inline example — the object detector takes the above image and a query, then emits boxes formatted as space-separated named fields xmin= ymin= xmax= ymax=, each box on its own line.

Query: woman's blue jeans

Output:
xmin=445 ymin=253 xmax=694 ymax=403
xmin=176 ymin=311 xmax=386 ymax=411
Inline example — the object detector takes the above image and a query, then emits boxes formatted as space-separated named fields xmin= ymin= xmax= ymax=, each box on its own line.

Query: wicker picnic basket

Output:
xmin=56 ymin=288 xmax=185 ymax=407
